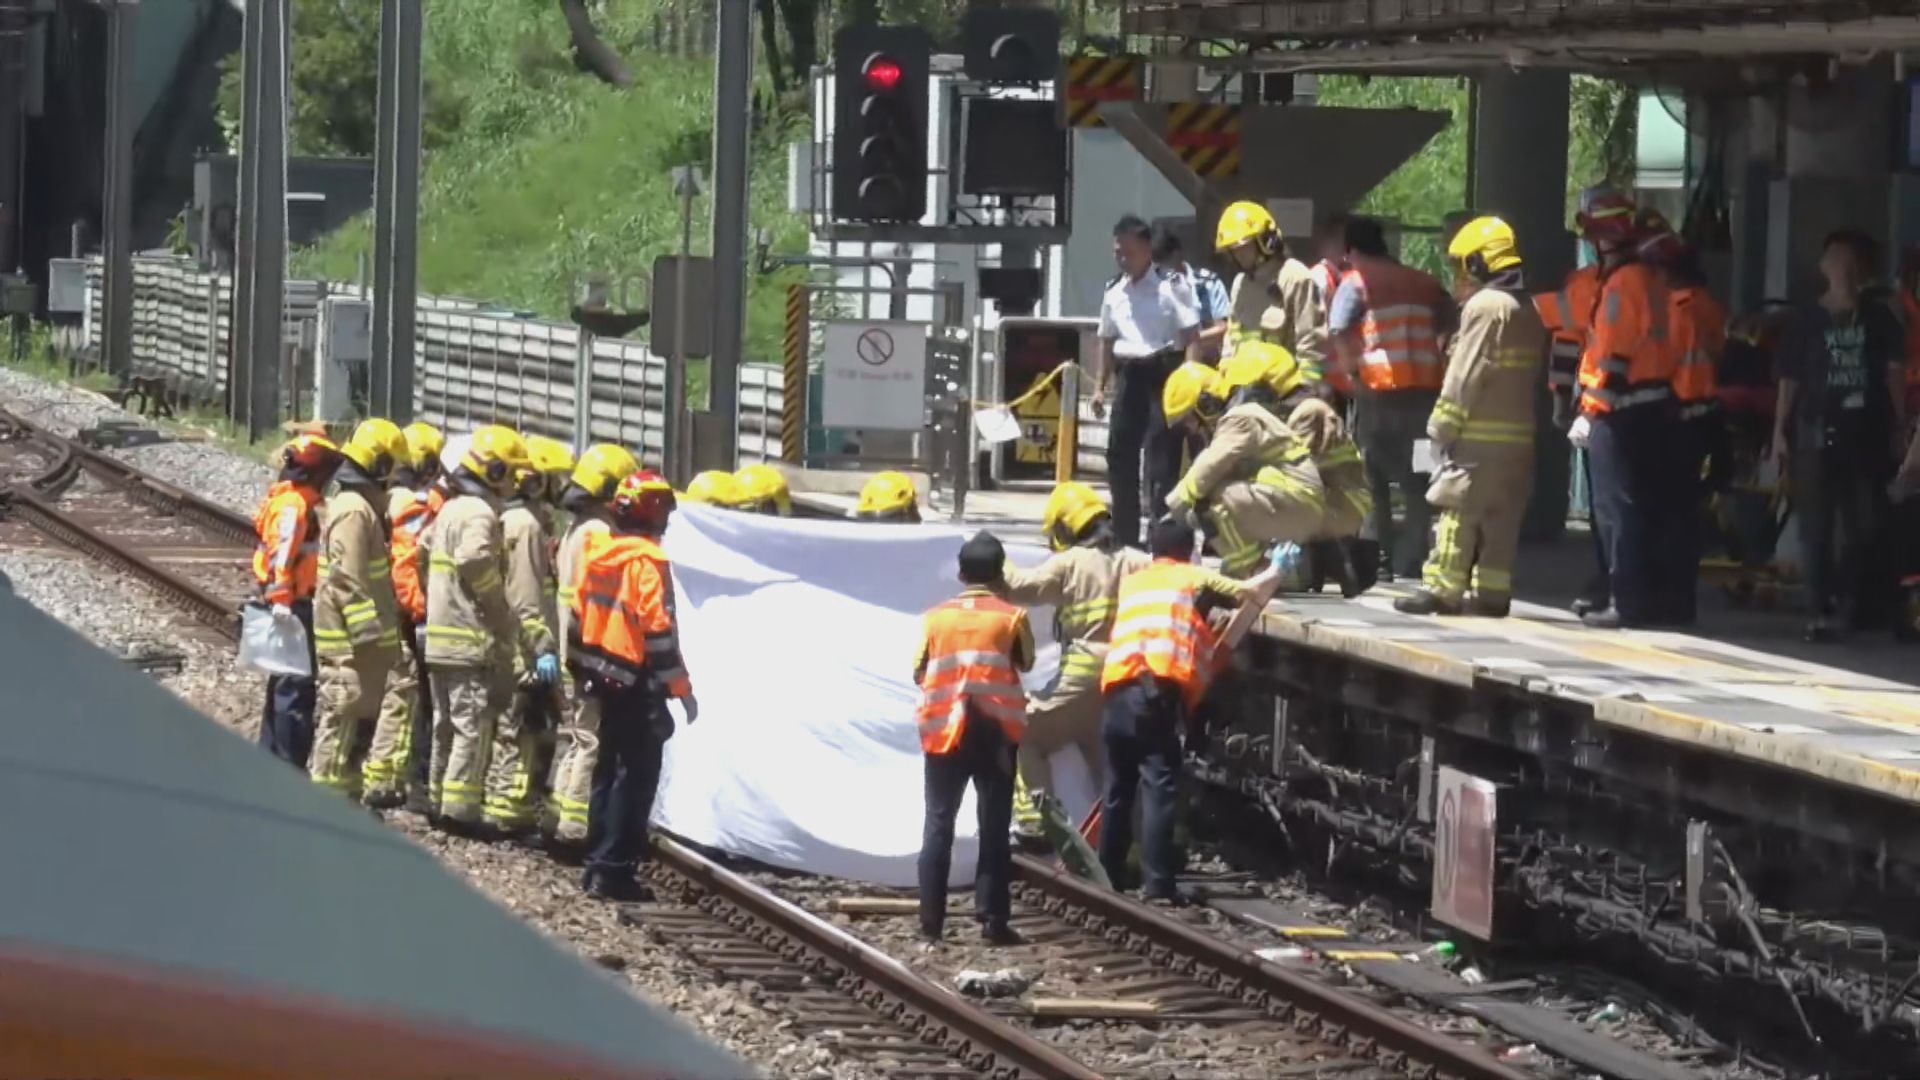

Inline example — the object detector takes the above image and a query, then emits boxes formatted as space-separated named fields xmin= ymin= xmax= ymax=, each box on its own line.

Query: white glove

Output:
xmin=271 ymin=603 xmax=293 ymax=619
xmin=680 ymin=694 xmax=700 ymax=725
xmin=1568 ymin=414 xmax=1592 ymax=450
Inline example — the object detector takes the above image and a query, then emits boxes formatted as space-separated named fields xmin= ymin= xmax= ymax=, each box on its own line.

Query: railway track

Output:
xmin=0 ymin=406 xmax=252 ymax=640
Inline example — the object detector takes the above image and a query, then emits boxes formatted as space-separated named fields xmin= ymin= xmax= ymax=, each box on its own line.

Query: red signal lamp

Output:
xmin=863 ymin=55 xmax=904 ymax=93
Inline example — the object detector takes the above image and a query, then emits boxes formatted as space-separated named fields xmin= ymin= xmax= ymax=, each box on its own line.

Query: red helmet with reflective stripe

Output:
xmin=611 ymin=468 xmax=676 ymax=532
xmin=1633 ymin=207 xmax=1686 ymax=265
xmin=1574 ymin=185 xmax=1637 ymax=243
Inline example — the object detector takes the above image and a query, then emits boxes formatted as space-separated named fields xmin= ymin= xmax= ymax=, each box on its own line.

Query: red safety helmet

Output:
xmin=281 ymin=433 xmax=343 ymax=475
xmin=1634 ymin=208 xmax=1687 ymax=265
xmin=1574 ymin=185 xmax=1638 ymax=244
xmin=611 ymin=468 xmax=676 ymax=532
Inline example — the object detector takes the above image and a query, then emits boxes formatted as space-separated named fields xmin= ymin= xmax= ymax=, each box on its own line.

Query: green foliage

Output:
xmin=1567 ymin=75 xmax=1638 ymax=202
xmin=1316 ymin=75 xmax=1469 ymax=274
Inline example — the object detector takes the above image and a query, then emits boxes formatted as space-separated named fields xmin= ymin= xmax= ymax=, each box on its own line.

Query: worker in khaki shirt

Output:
xmin=488 ymin=435 xmax=574 ymax=835
xmin=1397 ymin=216 xmax=1546 ymax=618
xmin=310 ymin=419 xmax=409 ymax=798
xmin=1001 ymin=482 xmax=1148 ymax=826
xmin=1215 ymin=200 xmax=1328 ymax=388
xmin=546 ymin=442 xmax=640 ymax=845
xmin=424 ymin=425 xmax=529 ymax=829
xmin=1163 ymin=361 xmax=1326 ymax=578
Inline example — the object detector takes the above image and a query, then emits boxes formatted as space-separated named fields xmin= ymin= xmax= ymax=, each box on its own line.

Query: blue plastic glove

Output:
xmin=1269 ymin=542 xmax=1303 ymax=578
xmin=535 ymin=653 xmax=560 ymax=686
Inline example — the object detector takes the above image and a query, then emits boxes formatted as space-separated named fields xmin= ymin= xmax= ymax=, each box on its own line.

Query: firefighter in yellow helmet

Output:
xmin=479 ymin=433 xmax=575 ymax=835
xmin=1397 ymin=216 xmax=1545 ymax=618
xmin=310 ymin=418 xmax=408 ymax=798
xmin=546 ymin=442 xmax=641 ymax=846
xmin=734 ymin=463 xmax=793 ymax=516
xmin=684 ymin=469 xmax=745 ymax=508
xmin=1215 ymin=200 xmax=1328 ymax=386
xmin=1163 ymin=361 xmax=1326 ymax=578
xmin=423 ymin=424 xmax=529 ymax=829
xmin=856 ymin=471 xmax=920 ymax=523
xmin=363 ymin=420 xmax=445 ymax=809
xmin=1001 ymin=482 xmax=1148 ymax=831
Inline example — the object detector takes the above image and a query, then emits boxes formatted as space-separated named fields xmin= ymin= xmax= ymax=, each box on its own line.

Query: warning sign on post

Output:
xmin=822 ymin=320 xmax=929 ymax=432
xmin=1431 ymin=766 xmax=1497 ymax=940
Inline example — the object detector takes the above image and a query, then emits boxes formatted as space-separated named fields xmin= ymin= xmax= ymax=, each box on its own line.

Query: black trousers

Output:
xmin=1797 ymin=439 xmax=1888 ymax=626
xmin=258 ymin=599 xmax=317 ymax=768
xmin=585 ymin=685 xmax=669 ymax=881
xmin=1099 ymin=678 xmax=1186 ymax=899
xmin=1588 ymin=407 xmax=1677 ymax=624
xmin=918 ymin=714 xmax=1016 ymax=936
xmin=1106 ymin=351 xmax=1183 ymax=549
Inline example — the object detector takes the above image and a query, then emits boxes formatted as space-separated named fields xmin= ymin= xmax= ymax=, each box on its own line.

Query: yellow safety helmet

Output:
xmin=734 ymin=463 xmax=792 ymax=516
xmin=1162 ymin=361 xmax=1229 ymax=428
xmin=1220 ymin=341 xmax=1305 ymax=404
xmin=460 ymin=424 xmax=530 ymax=494
xmin=1215 ymin=200 xmax=1281 ymax=257
xmin=1041 ymin=481 xmax=1109 ymax=552
xmin=341 ymin=417 xmax=408 ymax=481
xmin=401 ymin=422 xmax=445 ymax=473
xmin=856 ymin=471 xmax=919 ymax=522
xmin=1448 ymin=215 xmax=1523 ymax=277
xmin=570 ymin=443 xmax=641 ymax=501
xmin=518 ymin=434 xmax=576 ymax=500
xmin=685 ymin=469 xmax=746 ymax=507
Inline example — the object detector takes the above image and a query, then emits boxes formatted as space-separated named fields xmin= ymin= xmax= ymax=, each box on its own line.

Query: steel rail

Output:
xmin=653 ymin=836 xmax=1103 ymax=1080
xmin=1011 ymin=854 xmax=1529 ymax=1080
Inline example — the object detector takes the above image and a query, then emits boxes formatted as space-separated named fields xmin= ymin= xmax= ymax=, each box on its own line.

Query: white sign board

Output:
xmin=822 ymin=320 xmax=930 ymax=432
xmin=1430 ymin=765 xmax=1497 ymax=940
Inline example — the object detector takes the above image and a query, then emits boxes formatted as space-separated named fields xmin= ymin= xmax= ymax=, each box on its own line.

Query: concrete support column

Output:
xmin=1471 ymin=69 xmax=1571 ymax=541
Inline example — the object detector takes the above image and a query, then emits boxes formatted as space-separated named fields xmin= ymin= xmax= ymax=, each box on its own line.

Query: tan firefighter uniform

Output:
xmin=310 ymin=485 xmax=401 ymax=795
xmin=1170 ymin=403 xmax=1326 ymax=578
xmin=1421 ymin=287 xmax=1546 ymax=605
xmin=1287 ymin=398 xmax=1371 ymax=539
xmin=1003 ymin=545 xmax=1150 ymax=798
xmin=490 ymin=500 xmax=559 ymax=830
xmin=363 ymin=484 xmax=433 ymax=802
xmin=1227 ymin=257 xmax=1328 ymax=385
xmin=424 ymin=490 xmax=518 ymax=824
xmin=547 ymin=512 xmax=612 ymax=841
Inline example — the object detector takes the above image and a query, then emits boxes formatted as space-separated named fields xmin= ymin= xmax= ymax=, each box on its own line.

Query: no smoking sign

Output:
xmin=822 ymin=320 xmax=929 ymax=432
xmin=856 ymin=328 xmax=895 ymax=367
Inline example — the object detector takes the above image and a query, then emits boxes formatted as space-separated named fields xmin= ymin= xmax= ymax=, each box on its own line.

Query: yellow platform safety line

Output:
xmin=1166 ymin=102 xmax=1241 ymax=179
xmin=1063 ymin=55 xmax=1142 ymax=128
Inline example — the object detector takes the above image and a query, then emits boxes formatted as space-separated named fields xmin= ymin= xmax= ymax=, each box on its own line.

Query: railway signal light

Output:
xmin=961 ymin=8 xmax=1061 ymax=86
xmin=833 ymin=25 xmax=930 ymax=224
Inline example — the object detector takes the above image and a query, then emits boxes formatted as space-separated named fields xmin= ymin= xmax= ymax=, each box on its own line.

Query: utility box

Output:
xmin=315 ymin=298 xmax=372 ymax=422
xmin=992 ymin=317 xmax=1098 ymax=483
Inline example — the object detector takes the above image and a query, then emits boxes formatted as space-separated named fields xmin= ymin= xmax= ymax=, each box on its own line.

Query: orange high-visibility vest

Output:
xmin=388 ymin=489 xmax=435 ymax=623
xmin=567 ymin=531 xmax=692 ymax=698
xmin=1345 ymin=255 xmax=1445 ymax=392
xmin=1310 ymin=260 xmax=1356 ymax=395
xmin=916 ymin=593 xmax=1028 ymax=754
xmin=1670 ymin=286 xmax=1725 ymax=414
xmin=252 ymin=480 xmax=321 ymax=606
xmin=1534 ymin=265 xmax=1601 ymax=391
xmin=1578 ymin=263 xmax=1673 ymax=416
xmin=1101 ymin=559 xmax=1222 ymax=711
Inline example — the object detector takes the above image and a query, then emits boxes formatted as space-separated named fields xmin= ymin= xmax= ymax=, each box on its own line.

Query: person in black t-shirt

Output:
xmin=1772 ymin=231 xmax=1908 ymax=642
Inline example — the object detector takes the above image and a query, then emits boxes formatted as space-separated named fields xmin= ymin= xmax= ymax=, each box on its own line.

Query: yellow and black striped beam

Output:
xmin=781 ymin=285 xmax=807 ymax=464
xmin=1063 ymin=55 xmax=1141 ymax=129
xmin=1166 ymin=102 xmax=1241 ymax=179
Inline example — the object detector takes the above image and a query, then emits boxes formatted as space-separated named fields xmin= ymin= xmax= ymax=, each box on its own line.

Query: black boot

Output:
xmin=1394 ymin=589 xmax=1462 ymax=616
xmin=1468 ymin=595 xmax=1511 ymax=618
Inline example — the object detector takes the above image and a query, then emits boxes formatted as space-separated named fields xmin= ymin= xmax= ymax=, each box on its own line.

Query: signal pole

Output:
xmin=705 ymin=0 xmax=750 ymax=472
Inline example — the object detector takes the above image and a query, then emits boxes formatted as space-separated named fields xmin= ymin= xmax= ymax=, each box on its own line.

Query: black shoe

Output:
xmin=1142 ymin=890 xmax=1189 ymax=908
xmin=403 ymin=788 xmax=435 ymax=816
xmin=583 ymin=870 xmax=653 ymax=902
xmin=918 ymin=924 xmax=944 ymax=945
xmin=1570 ymin=596 xmax=1607 ymax=617
xmin=982 ymin=924 xmax=1025 ymax=946
xmin=1394 ymin=590 xmax=1462 ymax=616
xmin=1468 ymin=596 xmax=1511 ymax=618
xmin=362 ymin=788 xmax=404 ymax=811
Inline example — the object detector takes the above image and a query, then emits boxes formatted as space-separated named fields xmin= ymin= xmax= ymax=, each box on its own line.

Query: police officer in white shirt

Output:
xmin=1095 ymin=214 xmax=1202 ymax=548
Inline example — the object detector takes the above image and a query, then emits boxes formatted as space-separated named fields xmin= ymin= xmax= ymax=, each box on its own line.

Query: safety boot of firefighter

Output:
xmin=1393 ymin=589 xmax=1463 ymax=617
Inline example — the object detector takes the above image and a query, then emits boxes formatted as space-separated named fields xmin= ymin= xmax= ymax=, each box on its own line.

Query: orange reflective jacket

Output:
xmin=1345 ymin=255 xmax=1446 ymax=392
xmin=1671 ymin=286 xmax=1726 ymax=412
xmin=1310 ymin=261 xmax=1356 ymax=395
xmin=566 ymin=531 xmax=691 ymax=698
xmin=1578 ymin=263 xmax=1673 ymax=416
xmin=915 ymin=590 xmax=1029 ymax=754
xmin=1534 ymin=265 xmax=1601 ymax=391
xmin=1101 ymin=559 xmax=1223 ymax=711
xmin=388 ymin=488 xmax=435 ymax=623
xmin=252 ymin=481 xmax=321 ymax=606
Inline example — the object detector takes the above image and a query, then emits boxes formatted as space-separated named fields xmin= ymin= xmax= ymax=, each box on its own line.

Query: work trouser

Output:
xmin=1099 ymin=677 xmax=1186 ymax=900
xmin=430 ymin=663 xmax=512 ymax=825
xmin=1204 ymin=463 xmax=1326 ymax=577
xmin=258 ymin=598 xmax=317 ymax=769
xmin=1106 ymin=351 xmax=1183 ymax=549
xmin=1422 ymin=493 xmax=1526 ymax=606
xmin=585 ymin=683 xmax=672 ymax=883
xmin=1018 ymin=658 xmax=1106 ymax=802
xmin=1354 ymin=389 xmax=1438 ymax=578
xmin=1578 ymin=449 xmax=1612 ymax=607
xmin=362 ymin=621 xmax=424 ymax=803
xmin=484 ymin=678 xmax=551 ymax=831
xmin=919 ymin=710 xmax=1017 ymax=938
xmin=310 ymin=646 xmax=397 ymax=796
xmin=1587 ymin=404 xmax=1678 ymax=624
xmin=548 ymin=688 xmax=602 ymax=842
xmin=1797 ymin=435 xmax=1889 ymax=628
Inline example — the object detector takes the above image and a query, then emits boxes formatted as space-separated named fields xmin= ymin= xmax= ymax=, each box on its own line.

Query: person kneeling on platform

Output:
xmin=1162 ymin=360 xmax=1326 ymax=578
xmin=1099 ymin=517 xmax=1248 ymax=902
xmin=1395 ymin=216 xmax=1546 ymax=618
xmin=567 ymin=469 xmax=698 ymax=901
xmin=857 ymin=471 xmax=922 ymax=523
xmin=914 ymin=532 xmax=1032 ymax=945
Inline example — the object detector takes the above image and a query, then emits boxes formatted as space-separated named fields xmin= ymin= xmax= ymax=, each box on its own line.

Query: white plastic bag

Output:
xmin=237 ymin=602 xmax=311 ymax=677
